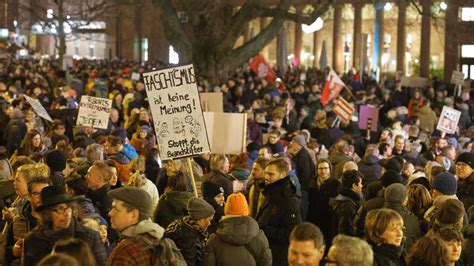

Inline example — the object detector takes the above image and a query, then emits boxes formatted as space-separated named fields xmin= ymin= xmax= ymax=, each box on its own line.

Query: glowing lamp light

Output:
xmin=384 ymin=3 xmax=392 ymax=11
xmin=440 ymin=2 xmax=447 ymax=10
xmin=302 ymin=17 xmax=324 ymax=34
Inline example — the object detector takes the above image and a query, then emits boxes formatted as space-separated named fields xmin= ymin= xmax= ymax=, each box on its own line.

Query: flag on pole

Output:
xmin=250 ymin=54 xmax=277 ymax=82
xmin=320 ymin=70 xmax=345 ymax=106
xmin=332 ymin=97 xmax=354 ymax=124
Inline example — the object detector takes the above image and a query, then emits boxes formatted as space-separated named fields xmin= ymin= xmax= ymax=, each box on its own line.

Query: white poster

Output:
xmin=23 ymin=95 xmax=53 ymax=122
xmin=76 ymin=95 xmax=112 ymax=129
xmin=131 ymin=72 xmax=141 ymax=81
xmin=203 ymin=112 xmax=246 ymax=155
xmin=451 ymin=70 xmax=464 ymax=86
xmin=436 ymin=106 xmax=461 ymax=134
xmin=143 ymin=64 xmax=210 ymax=160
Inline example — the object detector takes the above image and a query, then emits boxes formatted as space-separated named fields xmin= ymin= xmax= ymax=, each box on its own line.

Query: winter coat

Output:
xmin=358 ymin=155 xmax=381 ymax=186
xmin=144 ymin=158 xmax=160 ymax=184
xmin=330 ymin=189 xmax=362 ymax=236
xmin=463 ymin=215 xmax=474 ymax=265
xmin=6 ymin=201 xmax=37 ymax=265
xmin=165 ymin=216 xmax=208 ymax=266
xmin=457 ymin=177 xmax=474 ymax=212
xmin=203 ymin=216 xmax=272 ymax=266
xmin=203 ymin=197 xmax=224 ymax=235
xmin=328 ymin=151 xmax=352 ymax=180
xmin=4 ymin=118 xmax=27 ymax=157
xmin=22 ymin=218 xmax=107 ymax=266
xmin=256 ymin=176 xmax=302 ymax=266
xmin=307 ymin=178 xmax=340 ymax=244
xmin=108 ymin=219 xmax=165 ymax=266
xmin=109 ymin=152 xmax=132 ymax=184
xmin=292 ymin=148 xmax=315 ymax=191
xmin=384 ymin=202 xmax=422 ymax=252
xmin=372 ymin=243 xmax=407 ymax=266
xmin=414 ymin=105 xmax=437 ymax=133
xmin=201 ymin=170 xmax=233 ymax=200
xmin=154 ymin=190 xmax=194 ymax=229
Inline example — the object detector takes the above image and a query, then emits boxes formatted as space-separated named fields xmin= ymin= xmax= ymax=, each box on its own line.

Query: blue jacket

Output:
xmin=122 ymin=143 xmax=139 ymax=159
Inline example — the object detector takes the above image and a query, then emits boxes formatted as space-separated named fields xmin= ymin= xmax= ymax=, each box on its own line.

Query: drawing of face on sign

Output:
xmin=173 ymin=118 xmax=185 ymax=137
xmin=155 ymin=122 xmax=169 ymax=144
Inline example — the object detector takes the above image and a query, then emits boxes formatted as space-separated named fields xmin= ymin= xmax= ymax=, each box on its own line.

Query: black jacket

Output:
xmin=330 ymin=188 xmax=362 ymax=236
xmin=372 ymin=243 xmax=406 ymax=266
xmin=307 ymin=178 xmax=340 ymax=243
xmin=202 ymin=170 xmax=233 ymax=200
xmin=384 ymin=202 xmax=421 ymax=252
xmin=458 ymin=177 xmax=474 ymax=212
xmin=256 ymin=176 xmax=302 ymax=266
xmin=358 ymin=155 xmax=381 ymax=186
xmin=22 ymin=218 xmax=107 ymax=266
xmin=292 ymin=148 xmax=315 ymax=191
xmin=353 ymin=192 xmax=385 ymax=237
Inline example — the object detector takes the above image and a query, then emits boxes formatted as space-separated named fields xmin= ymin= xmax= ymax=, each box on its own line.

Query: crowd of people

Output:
xmin=0 ymin=55 xmax=473 ymax=266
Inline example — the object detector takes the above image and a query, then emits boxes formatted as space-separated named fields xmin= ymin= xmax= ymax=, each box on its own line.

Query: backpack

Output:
xmin=134 ymin=235 xmax=187 ymax=266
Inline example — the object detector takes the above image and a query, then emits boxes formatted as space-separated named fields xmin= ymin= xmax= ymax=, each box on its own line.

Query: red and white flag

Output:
xmin=249 ymin=54 xmax=277 ymax=82
xmin=332 ymin=97 xmax=354 ymax=124
xmin=320 ymin=70 xmax=345 ymax=106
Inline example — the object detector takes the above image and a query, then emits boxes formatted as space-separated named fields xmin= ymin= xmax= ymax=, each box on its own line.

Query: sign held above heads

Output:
xmin=200 ymin=92 xmax=223 ymax=112
xmin=320 ymin=70 xmax=345 ymax=106
xmin=23 ymin=95 xmax=53 ymax=122
xmin=203 ymin=112 xmax=247 ymax=155
xmin=436 ymin=106 xmax=461 ymax=135
xmin=332 ymin=97 xmax=354 ymax=124
xmin=143 ymin=64 xmax=210 ymax=160
xmin=76 ymin=95 xmax=112 ymax=129
xmin=359 ymin=105 xmax=379 ymax=132
xmin=451 ymin=70 xmax=465 ymax=86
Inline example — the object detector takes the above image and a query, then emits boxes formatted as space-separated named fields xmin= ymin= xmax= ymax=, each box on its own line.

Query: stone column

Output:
xmin=260 ymin=18 xmax=270 ymax=58
xmin=396 ymin=0 xmax=408 ymax=73
xmin=373 ymin=0 xmax=384 ymax=73
xmin=353 ymin=2 xmax=364 ymax=72
xmin=294 ymin=20 xmax=303 ymax=66
xmin=420 ymin=0 xmax=432 ymax=78
xmin=444 ymin=0 xmax=458 ymax=82
xmin=333 ymin=1 xmax=343 ymax=73
xmin=313 ymin=29 xmax=321 ymax=68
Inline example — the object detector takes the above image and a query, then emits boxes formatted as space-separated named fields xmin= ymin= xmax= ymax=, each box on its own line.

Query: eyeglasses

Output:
xmin=51 ymin=205 xmax=72 ymax=214
xmin=318 ymin=167 xmax=330 ymax=170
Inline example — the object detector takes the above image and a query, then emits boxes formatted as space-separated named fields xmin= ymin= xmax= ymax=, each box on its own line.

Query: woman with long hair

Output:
xmin=14 ymin=129 xmax=46 ymax=159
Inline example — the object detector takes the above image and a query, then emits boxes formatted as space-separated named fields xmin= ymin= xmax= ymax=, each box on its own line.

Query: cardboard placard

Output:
xmin=451 ymin=70 xmax=464 ymax=86
xmin=23 ymin=95 xmax=53 ymax=122
xmin=76 ymin=95 xmax=112 ymax=129
xmin=203 ymin=112 xmax=247 ymax=155
xmin=400 ymin=76 xmax=428 ymax=88
xmin=199 ymin=92 xmax=223 ymax=112
xmin=143 ymin=64 xmax=210 ymax=160
xmin=359 ymin=105 xmax=379 ymax=132
xmin=436 ymin=106 xmax=461 ymax=134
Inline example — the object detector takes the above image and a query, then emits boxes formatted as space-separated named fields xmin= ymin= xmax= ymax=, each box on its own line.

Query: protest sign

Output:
xmin=131 ymin=72 xmax=141 ymax=81
xmin=451 ymin=70 xmax=464 ymax=86
xmin=23 ymin=95 xmax=53 ymax=122
xmin=436 ymin=106 xmax=461 ymax=135
xmin=359 ymin=105 xmax=379 ymax=132
xmin=143 ymin=64 xmax=210 ymax=160
xmin=332 ymin=97 xmax=354 ymax=124
xmin=400 ymin=76 xmax=428 ymax=88
xmin=199 ymin=92 xmax=223 ymax=112
xmin=76 ymin=95 xmax=112 ymax=129
xmin=203 ymin=112 xmax=247 ymax=155
xmin=249 ymin=54 xmax=277 ymax=82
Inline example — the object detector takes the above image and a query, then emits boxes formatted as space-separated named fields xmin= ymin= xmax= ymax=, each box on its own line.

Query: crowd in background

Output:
xmin=0 ymin=55 xmax=473 ymax=265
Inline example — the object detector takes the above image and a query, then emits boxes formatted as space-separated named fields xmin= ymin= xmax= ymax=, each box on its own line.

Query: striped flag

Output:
xmin=320 ymin=70 xmax=345 ymax=106
xmin=332 ymin=97 xmax=354 ymax=124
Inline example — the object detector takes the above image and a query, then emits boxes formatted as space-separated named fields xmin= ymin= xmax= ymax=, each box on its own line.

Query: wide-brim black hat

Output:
xmin=35 ymin=185 xmax=80 ymax=212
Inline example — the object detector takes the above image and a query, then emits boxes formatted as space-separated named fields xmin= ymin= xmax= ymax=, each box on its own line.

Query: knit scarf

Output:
xmin=167 ymin=216 xmax=208 ymax=240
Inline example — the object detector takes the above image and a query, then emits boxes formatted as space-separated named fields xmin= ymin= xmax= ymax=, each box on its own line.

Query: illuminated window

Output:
xmin=461 ymin=45 xmax=474 ymax=58
xmin=460 ymin=7 xmax=474 ymax=21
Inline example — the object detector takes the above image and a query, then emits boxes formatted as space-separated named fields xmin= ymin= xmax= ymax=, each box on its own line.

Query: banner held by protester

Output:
xmin=359 ymin=105 xmax=379 ymax=132
xmin=76 ymin=95 xmax=112 ymax=129
xmin=320 ymin=69 xmax=345 ymax=106
xmin=23 ymin=95 xmax=53 ymax=122
xmin=143 ymin=64 xmax=210 ymax=160
xmin=332 ymin=97 xmax=354 ymax=124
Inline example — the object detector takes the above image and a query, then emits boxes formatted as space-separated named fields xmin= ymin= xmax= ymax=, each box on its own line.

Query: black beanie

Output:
xmin=381 ymin=170 xmax=403 ymax=188
xmin=46 ymin=149 xmax=66 ymax=172
xmin=202 ymin=181 xmax=224 ymax=199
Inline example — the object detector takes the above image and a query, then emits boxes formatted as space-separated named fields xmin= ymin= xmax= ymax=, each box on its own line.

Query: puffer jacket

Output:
xmin=203 ymin=216 xmax=272 ymax=266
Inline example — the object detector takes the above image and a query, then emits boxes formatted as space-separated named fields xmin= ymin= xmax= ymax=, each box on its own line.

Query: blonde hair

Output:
xmin=365 ymin=208 xmax=403 ymax=245
xmin=17 ymin=163 xmax=50 ymax=183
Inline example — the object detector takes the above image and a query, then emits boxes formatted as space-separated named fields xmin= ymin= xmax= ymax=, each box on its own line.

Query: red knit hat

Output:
xmin=224 ymin=193 xmax=249 ymax=216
